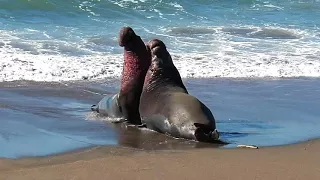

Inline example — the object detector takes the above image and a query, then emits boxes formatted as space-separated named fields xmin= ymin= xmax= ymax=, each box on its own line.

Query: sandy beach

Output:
xmin=1 ymin=139 xmax=319 ymax=180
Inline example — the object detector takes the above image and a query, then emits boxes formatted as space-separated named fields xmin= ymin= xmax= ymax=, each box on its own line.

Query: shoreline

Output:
xmin=1 ymin=135 xmax=319 ymax=160
xmin=1 ymin=139 xmax=319 ymax=180
xmin=1 ymin=78 xmax=320 ymax=159
xmin=1 ymin=79 xmax=320 ymax=179
xmin=2 ymin=76 xmax=320 ymax=84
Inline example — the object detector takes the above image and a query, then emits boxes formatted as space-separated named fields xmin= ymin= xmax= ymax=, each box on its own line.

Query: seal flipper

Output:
xmin=92 ymin=94 xmax=123 ymax=118
xmin=141 ymin=114 xmax=175 ymax=134
xmin=137 ymin=123 xmax=147 ymax=128
xmin=91 ymin=104 xmax=99 ymax=112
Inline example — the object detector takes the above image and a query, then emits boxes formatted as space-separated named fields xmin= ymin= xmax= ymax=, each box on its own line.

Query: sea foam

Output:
xmin=1 ymin=47 xmax=320 ymax=82
xmin=1 ymin=23 xmax=320 ymax=82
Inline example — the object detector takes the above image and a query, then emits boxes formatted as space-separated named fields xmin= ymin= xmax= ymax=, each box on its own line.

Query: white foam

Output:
xmin=171 ymin=50 xmax=320 ymax=78
xmin=1 ymin=43 xmax=320 ymax=82
xmin=1 ymin=24 xmax=320 ymax=82
xmin=263 ymin=4 xmax=284 ymax=10
xmin=110 ymin=0 xmax=142 ymax=8
xmin=85 ymin=112 xmax=124 ymax=123
xmin=168 ymin=2 xmax=184 ymax=10
xmin=0 ymin=51 xmax=123 ymax=82
xmin=177 ymin=122 xmax=197 ymax=140
xmin=163 ymin=25 xmax=320 ymax=79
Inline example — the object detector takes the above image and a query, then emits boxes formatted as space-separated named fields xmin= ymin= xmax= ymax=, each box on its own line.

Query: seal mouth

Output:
xmin=119 ymin=26 xmax=137 ymax=47
xmin=194 ymin=123 xmax=220 ymax=142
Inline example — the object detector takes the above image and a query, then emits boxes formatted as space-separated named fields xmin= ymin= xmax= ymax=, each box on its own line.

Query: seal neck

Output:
xmin=120 ymin=46 xmax=150 ymax=94
xmin=143 ymin=64 xmax=188 ymax=93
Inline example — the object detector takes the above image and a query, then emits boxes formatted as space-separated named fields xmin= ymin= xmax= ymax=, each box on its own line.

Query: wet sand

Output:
xmin=1 ymin=79 xmax=320 ymax=179
xmin=1 ymin=78 xmax=320 ymax=158
xmin=0 ymin=80 xmax=224 ymax=159
xmin=1 ymin=139 xmax=319 ymax=180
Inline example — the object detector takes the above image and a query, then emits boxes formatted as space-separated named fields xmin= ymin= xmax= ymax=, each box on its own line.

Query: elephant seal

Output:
xmin=139 ymin=39 xmax=220 ymax=142
xmin=91 ymin=27 xmax=150 ymax=125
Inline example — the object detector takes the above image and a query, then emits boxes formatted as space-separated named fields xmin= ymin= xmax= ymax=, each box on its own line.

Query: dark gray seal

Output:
xmin=139 ymin=39 xmax=220 ymax=142
xmin=91 ymin=27 xmax=150 ymax=125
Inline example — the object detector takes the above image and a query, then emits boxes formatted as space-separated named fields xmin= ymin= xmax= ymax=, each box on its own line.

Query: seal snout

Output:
xmin=194 ymin=123 xmax=220 ymax=142
xmin=147 ymin=39 xmax=166 ymax=50
xmin=147 ymin=39 xmax=168 ymax=58
xmin=119 ymin=26 xmax=137 ymax=47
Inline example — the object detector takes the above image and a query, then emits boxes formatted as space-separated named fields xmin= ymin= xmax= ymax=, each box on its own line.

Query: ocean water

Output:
xmin=1 ymin=0 xmax=320 ymax=158
xmin=1 ymin=0 xmax=320 ymax=81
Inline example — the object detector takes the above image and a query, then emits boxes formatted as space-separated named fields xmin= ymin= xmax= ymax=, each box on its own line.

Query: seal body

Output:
xmin=139 ymin=39 xmax=219 ymax=142
xmin=91 ymin=94 xmax=122 ymax=118
xmin=91 ymin=27 xmax=150 ymax=125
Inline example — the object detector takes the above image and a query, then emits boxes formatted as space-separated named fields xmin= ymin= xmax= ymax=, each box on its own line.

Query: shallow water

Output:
xmin=1 ymin=78 xmax=319 ymax=158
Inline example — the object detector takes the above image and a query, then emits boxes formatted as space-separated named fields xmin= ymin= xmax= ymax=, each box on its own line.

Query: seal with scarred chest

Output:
xmin=91 ymin=27 xmax=150 ymax=125
xmin=139 ymin=39 xmax=220 ymax=142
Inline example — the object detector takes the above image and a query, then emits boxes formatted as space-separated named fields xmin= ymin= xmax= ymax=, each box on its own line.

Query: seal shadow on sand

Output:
xmin=88 ymin=112 xmax=227 ymax=150
xmin=89 ymin=111 xmax=276 ymax=149
xmin=89 ymin=108 xmax=286 ymax=149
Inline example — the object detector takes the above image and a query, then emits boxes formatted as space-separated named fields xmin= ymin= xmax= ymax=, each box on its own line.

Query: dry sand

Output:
xmin=1 ymin=140 xmax=320 ymax=180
